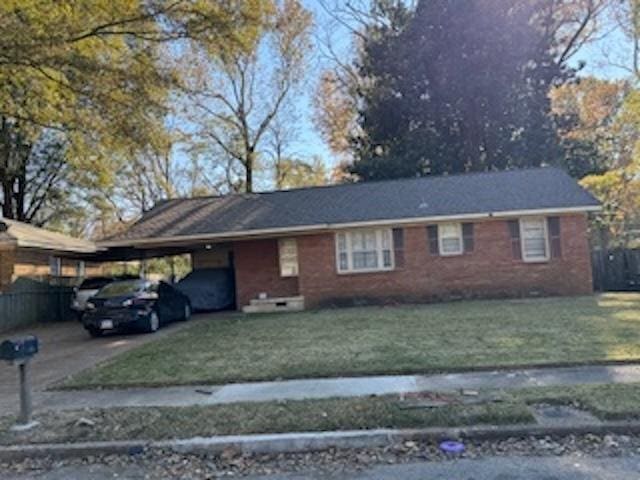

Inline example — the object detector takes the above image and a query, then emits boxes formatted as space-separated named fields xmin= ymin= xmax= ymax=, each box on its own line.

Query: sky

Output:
xmin=278 ymin=1 xmax=346 ymax=170
xmin=571 ymin=26 xmax=631 ymax=80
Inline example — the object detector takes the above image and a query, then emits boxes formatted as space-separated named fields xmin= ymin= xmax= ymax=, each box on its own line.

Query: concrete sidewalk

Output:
xmin=13 ymin=363 xmax=640 ymax=413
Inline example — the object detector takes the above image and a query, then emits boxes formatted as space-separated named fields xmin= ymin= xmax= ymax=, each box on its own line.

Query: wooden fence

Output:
xmin=0 ymin=278 xmax=74 ymax=333
xmin=591 ymin=248 xmax=640 ymax=292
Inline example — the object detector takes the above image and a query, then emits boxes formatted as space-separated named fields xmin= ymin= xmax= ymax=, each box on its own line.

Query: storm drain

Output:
xmin=530 ymin=403 xmax=600 ymax=426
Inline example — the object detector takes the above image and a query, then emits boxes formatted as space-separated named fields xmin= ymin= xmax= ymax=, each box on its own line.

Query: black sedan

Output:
xmin=82 ymin=279 xmax=192 ymax=337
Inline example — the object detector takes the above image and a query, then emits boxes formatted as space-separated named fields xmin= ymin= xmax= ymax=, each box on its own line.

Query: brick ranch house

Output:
xmin=0 ymin=219 xmax=102 ymax=291
xmin=100 ymin=167 xmax=601 ymax=311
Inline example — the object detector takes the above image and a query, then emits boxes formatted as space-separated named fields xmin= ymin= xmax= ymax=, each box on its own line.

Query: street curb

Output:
xmin=0 ymin=439 xmax=149 ymax=461
xmin=4 ymin=421 xmax=640 ymax=462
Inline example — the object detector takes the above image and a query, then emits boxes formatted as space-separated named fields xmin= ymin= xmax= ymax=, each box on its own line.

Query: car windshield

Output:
xmin=97 ymin=280 xmax=146 ymax=297
xmin=79 ymin=277 xmax=113 ymax=290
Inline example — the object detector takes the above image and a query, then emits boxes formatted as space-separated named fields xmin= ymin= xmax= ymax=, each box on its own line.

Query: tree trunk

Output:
xmin=0 ymin=116 xmax=12 ymax=219
xmin=1 ymin=180 xmax=13 ymax=219
xmin=245 ymin=150 xmax=254 ymax=193
xmin=16 ymin=167 xmax=26 ymax=222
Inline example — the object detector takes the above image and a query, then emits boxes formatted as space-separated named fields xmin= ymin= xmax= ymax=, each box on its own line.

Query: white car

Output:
xmin=72 ymin=276 xmax=139 ymax=319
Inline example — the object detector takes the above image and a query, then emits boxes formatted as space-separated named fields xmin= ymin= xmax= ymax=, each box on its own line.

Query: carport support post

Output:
xmin=11 ymin=359 xmax=38 ymax=431
xmin=19 ymin=360 xmax=31 ymax=424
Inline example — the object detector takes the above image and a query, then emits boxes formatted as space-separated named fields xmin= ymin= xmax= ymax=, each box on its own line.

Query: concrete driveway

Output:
xmin=0 ymin=317 xmax=202 ymax=414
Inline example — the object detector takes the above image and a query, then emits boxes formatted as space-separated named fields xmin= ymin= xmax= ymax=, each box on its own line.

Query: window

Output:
xmin=438 ymin=223 xmax=463 ymax=256
xmin=336 ymin=229 xmax=394 ymax=273
xmin=520 ymin=217 xmax=549 ymax=262
xmin=49 ymin=256 xmax=62 ymax=276
xmin=278 ymin=238 xmax=299 ymax=277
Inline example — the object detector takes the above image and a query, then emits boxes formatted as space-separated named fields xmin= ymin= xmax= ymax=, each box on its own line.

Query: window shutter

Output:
xmin=427 ymin=225 xmax=439 ymax=255
xmin=392 ymin=228 xmax=405 ymax=268
xmin=507 ymin=220 xmax=522 ymax=260
xmin=548 ymin=216 xmax=562 ymax=258
xmin=462 ymin=223 xmax=474 ymax=253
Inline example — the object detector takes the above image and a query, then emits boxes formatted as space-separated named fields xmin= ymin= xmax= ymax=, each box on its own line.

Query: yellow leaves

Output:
xmin=273 ymin=0 xmax=313 ymax=57
xmin=581 ymin=170 xmax=627 ymax=199
xmin=551 ymin=77 xmax=639 ymax=172
xmin=314 ymin=70 xmax=357 ymax=155
xmin=551 ymin=78 xmax=627 ymax=137
xmin=276 ymin=157 xmax=328 ymax=189
xmin=619 ymin=89 xmax=640 ymax=163
xmin=581 ymin=168 xmax=640 ymax=244
xmin=0 ymin=0 xmax=274 ymax=197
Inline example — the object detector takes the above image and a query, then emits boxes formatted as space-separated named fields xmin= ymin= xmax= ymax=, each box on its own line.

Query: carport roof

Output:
xmin=100 ymin=167 xmax=600 ymax=247
xmin=0 ymin=218 xmax=98 ymax=253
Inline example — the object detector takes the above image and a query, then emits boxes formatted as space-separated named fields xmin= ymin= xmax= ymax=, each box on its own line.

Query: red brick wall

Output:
xmin=295 ymin=214 xmax=593 ymax=309
xmin=234 ymin=238 xmax=299 ymax=307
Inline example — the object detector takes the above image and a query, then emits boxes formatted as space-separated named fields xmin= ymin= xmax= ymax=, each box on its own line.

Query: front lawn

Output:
xmin=63 ymin=293 xmax=640 ymax=389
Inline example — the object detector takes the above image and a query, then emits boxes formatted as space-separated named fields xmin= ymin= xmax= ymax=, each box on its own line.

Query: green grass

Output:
xmin=511 ymin=383 xmax=640 ymax=421
xmin=0 ymin=395 xmax=533 ymax=445
xmin=62 ymin=293 xmax=640 ymax=389
xmin=7 ymin=382 xmax=640 ymax=445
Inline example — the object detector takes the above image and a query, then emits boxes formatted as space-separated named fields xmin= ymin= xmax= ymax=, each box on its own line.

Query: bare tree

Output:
xmin=181 ymin=0 xmax=312 ymax=193
xmin=601 ymin=0 xmax=640 ymax=78
xmin=546 ymin=0 xmax=616 ymax=65
xmin=0 ymin=119 xmax=75 ymax=225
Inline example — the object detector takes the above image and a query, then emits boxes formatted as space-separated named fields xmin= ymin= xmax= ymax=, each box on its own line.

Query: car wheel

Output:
xmin=181 ymin=303 xmax=192 ymax=321
xmin=87 ymin=327 xmax=103 ymax=338
xmin=145 ymin=311 xmax=160 ymax=333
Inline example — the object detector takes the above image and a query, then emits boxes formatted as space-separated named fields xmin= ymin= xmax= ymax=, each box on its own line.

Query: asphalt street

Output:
xmin=245 ymin=455 xmax=640 ymax=479
xmin=5 ymin=454 xmax=640 ymax=480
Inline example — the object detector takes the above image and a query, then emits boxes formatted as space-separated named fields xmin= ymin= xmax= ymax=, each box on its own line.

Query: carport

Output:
xmin=76 ymin=239 xmax=238 ymax=311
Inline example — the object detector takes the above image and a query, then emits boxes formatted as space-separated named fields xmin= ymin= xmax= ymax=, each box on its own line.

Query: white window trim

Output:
xmin=438 ymin=222 xmax=464 ymax=256
xmin=335 ymin=228 xmax=395 ymax=274
xmin=519 ymin=217 xmax=550 ymax=263
xmin=278 ymin=238 xmax=299 ymax=277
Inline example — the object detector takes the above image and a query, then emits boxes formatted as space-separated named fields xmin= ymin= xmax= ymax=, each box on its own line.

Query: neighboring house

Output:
xmin=0 ymin=219 xmax=102 ymax=291
xmin=100 ymin=167 xmax=601 ymax=311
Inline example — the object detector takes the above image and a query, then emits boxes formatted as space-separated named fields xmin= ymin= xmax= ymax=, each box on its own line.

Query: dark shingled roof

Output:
xmin=103 ymin=167 xmax=600 ymax=245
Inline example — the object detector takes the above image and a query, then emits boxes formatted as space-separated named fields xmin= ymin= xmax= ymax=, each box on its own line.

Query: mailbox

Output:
xmin=0 ymin=336 xmax=39 ymax=362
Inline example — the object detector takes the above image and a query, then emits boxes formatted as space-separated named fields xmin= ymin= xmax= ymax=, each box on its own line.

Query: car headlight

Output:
xmin=122 ymin=299 xmax=134 ymax=307
xmin=86 ymin=302 xmax=96 ymax=310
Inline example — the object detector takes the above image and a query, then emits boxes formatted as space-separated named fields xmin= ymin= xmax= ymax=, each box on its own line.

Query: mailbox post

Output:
xmin=0 ymin=336 xmax=39 ymax=430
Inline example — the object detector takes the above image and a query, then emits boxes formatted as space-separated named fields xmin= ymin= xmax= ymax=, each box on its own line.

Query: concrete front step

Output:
xmin=242 ymin=303 xmax=304 ymax=314
xmin=249 ymin=296 xmax=304 ymax=306
xmin=243 ymin=296 xmax=305 ymax=313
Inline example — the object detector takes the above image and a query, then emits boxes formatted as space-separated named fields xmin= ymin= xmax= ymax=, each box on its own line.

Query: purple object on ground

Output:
xmin=440 ymin=440 xmax=465 ymax=454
